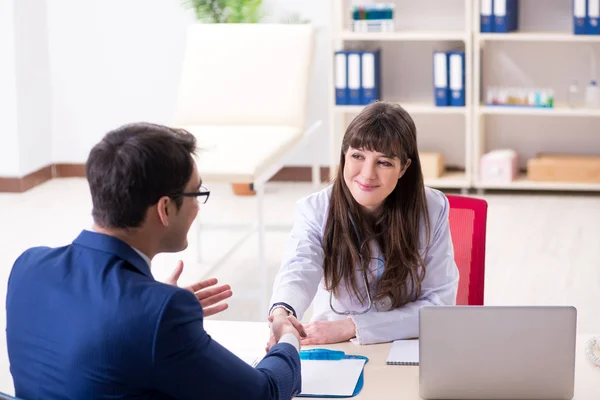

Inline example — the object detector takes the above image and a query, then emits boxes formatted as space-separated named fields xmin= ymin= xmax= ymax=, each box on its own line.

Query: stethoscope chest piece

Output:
xmin=374 ymin=296 xmax=392 ymax=312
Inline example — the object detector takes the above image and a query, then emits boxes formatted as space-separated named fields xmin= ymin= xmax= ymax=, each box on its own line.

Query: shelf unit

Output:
xmin=472 ymin=1 xmax=600 ymax=193
xmin=328 ymin=1 xmax=600 ymax=193
xmin=328 ymin=0 xmax=474 ymax=192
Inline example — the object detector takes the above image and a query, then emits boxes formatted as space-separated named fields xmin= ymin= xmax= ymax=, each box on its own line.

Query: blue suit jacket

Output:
xmin=6 ymin=230 xmax=301 ymax=399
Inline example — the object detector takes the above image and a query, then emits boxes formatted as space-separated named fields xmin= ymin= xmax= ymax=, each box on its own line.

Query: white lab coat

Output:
xmin=270 ymin=185 xmax=459 ymax=345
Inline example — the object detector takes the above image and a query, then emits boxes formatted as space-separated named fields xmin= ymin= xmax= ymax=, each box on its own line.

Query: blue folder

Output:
xmin=296 ymin=349 xmax=369 ymax=398
xmin=334 ymin=51 xmax=349 ymax=105
xmin=448 ymin=51 xmax=465 ymax=107
xmin=587 ymin=0 xmax=600 ymax=34
xmin=574 ymin=0 xmax=589 ymax=34
xmin=480 ymin=0 xmax=495 ymax=32
xmin=494 ymin=0 xmax=519 ymax=33
xmin=360 ymin=49 xmax=381 ymax=105
xmin=433 ymin=51 xmax=449 ymax=106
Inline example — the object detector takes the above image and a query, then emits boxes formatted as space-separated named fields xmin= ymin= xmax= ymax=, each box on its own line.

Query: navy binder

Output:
xmin=588 ymin=0 xmax=600 ymax=34
xmin=347 ymin=51 xmax=362 ymax=106
xmin=360 ymin=49 xmax=381 ymax=105
xmin=433 ymin=51 xmax=449 ymax=106
xmin=480 ymin=0 xmax=495 ymax=32
xmin=494 ymin=0 xmax=519 ymax=33
xmin=334 ymin=51 xmax=349 ymax=105
xmin=574 ymin=0 xmax=589 ymax=34
xmin=448 ymin=51 xmax=465 ymax=107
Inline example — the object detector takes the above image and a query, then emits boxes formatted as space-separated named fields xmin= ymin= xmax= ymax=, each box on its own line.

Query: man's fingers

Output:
xmin=194 ymin=284 xmax=231 ymax=301
xmin=287 ymin=316 xmax=307 ymax=338
xmin=203 ymin=303 xmax=229 ymax=317
xmin=185 ymin=277 xmax=219 ymax=293
xmin=200 ymin=289 xmax=233 ymax=308
xmin=166 ymin=260 xmax=184 ymax=285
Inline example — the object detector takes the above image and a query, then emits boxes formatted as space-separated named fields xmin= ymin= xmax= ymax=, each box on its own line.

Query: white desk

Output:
xmin=204 ymin=320 xmax=600 ymax=399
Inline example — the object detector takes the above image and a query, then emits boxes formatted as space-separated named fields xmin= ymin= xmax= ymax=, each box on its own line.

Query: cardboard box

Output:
xmin=419 ymin=152 xmax=445 ymax=179
xmin=527 ymin=154 xmax=600 ymax=183
xmin=480 ymin=149 xmax=518 ymax=183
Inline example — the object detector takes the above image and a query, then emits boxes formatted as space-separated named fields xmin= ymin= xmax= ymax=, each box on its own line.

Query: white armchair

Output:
xmin=173 ymin=23 xmax=321 ymax=314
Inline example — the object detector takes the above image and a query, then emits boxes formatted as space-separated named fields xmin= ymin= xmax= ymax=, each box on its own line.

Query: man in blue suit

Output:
xmin=6 ymin=122 xmax=305 ymax=399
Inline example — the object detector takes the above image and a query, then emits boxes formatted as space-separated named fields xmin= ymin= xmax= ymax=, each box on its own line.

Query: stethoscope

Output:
xmin=328 ymin=213 xmax=391 ymax=316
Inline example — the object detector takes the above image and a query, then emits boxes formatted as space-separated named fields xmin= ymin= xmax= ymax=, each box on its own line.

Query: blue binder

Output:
xmin=480 ymin=0 xmax=495 ymax=32
xmin=494 ymin=0 xmax=519 ymax=33
xmin=587 ymin=0 xmax=600 ymax=34
xmin=574 ymin=0 xmax=589 ymax=34
xmin=296 ymin=349 xmax=369 ymax=398
xmin=334 ymin=51 xmax=349 ymax=105
xmin=433 ymin=51 xmax=449 ymax=106
xmin=448 ymin=51 xmax=465 ymax=107
xmin=347 ymin=51 xmax=362 ymax=105
xmin=360 ymin=49 xmax=381 ymax=105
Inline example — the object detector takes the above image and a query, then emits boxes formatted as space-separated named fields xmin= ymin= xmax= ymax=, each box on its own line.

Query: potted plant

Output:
xmin=181 ymin=0 xmax=263 ymax=23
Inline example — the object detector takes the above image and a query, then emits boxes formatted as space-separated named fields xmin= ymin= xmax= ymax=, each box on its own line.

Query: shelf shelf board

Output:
xmin=336 ymin=102 xmax=467 ymax=115
xmin=425 ymin=171 xmax=470 ymax=189
xmin=479 ymin=105 xmax=600 ymax=117
xmin=476 ymin=174 xmax=600 ymax=191
xmin=477 ymin=31 xmax=600 ymax=42
xmin=337 ymin=30 xmax=467 ymax=42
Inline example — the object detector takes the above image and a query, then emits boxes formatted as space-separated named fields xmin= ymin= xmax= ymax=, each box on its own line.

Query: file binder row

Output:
xmin=480 ymin=0 xmax=519 ymax=33
xmin=574 ymin=0 xmax=600 ymax=34
xmin=433 ymin=51 xmax=465 ymax=107
xmin=334 ymin=50 xmax=381 ymax=106
xmin=352 ymin=4 xmax=395 ymax=33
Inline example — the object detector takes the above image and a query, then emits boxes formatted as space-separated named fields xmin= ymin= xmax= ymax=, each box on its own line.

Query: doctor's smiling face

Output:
xmin=343 ymin=148 xmax=410 ymax=213
xmin=340 ymin=101 xmax=416 ymax=214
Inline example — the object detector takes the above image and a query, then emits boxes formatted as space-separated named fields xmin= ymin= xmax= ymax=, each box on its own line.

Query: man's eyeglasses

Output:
xmin=169 ymin=185 xmax=210 ymax=204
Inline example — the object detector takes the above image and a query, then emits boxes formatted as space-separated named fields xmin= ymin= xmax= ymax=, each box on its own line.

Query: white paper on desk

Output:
xmin=386 ymin=339 xmax=419 ymax=365
xmin=299 ymin=359 xmax=366 ymax=396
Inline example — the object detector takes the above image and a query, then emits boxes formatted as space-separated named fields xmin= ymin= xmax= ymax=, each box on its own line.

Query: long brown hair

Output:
xmin=322 ymin=101 xmax=431 ymax=309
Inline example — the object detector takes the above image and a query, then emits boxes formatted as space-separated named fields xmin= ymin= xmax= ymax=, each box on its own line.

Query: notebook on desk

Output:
xmin=386 ymin=339 xmax=419 ymax=365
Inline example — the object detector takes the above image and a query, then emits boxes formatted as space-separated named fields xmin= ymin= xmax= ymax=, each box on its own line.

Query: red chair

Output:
xmin=446 ymin=194 xmax=488 ymax=306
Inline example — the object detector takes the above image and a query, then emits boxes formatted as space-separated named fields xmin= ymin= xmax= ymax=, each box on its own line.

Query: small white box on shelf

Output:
xmin=480 ymin=149 xmax=518 ymax=183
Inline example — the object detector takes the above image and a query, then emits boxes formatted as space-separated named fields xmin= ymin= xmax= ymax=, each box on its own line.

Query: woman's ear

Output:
xmin=398 ymin=158 xmax=412 ymax=179
xmin=156 ymin=196 xmax=171 ymax=227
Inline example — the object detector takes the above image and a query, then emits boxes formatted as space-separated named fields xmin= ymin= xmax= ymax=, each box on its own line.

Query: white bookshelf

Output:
xmin=474 ymin=174 xmax=600 ymax=192
xmin=478 ymin=31 xmax=600 ymax=42
xmin=335 ymin=102 xmax=468 ymax=115
xmin=479 ymin=104 xmax=600 ymax=117
xmin=328 ymin=0 xmax=474 ymax=192
xmin=337 ymin=30 xmax=468 ymax=41
xmin=328 ymin=1 xmax=600 ymax=193
xmin=472 ymin=0 xmax=600 ymax=193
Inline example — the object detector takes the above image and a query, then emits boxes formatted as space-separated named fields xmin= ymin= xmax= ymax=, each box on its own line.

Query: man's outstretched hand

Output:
xmin=166 ymin=260 xmax=233 ymax=317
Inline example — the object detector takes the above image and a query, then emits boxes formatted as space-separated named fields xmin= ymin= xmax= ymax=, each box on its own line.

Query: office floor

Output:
xmin=0 ymin=178 xmax=599 ymax=393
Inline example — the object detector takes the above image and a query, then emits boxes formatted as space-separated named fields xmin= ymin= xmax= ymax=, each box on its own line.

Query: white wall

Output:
xmin=47 ymin=0 xmax=331 ymax=167
xmin=0 ymin=0 xmax=21 ymax=177
xmin=48 ymin=0 xmax=193 ymax=164
xmin=15 ymin=0 xmax=52 ymax=175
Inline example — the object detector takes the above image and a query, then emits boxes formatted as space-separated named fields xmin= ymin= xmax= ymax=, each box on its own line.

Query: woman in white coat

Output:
xmin=268 ymin=101 xmax=459 ymax=346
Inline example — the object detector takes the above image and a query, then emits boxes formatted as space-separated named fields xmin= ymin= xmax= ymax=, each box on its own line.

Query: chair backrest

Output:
xmin=446 ymin=194 xmax=488 ymax=306
xmin=174 ymin=23 xmax=315 ymax=129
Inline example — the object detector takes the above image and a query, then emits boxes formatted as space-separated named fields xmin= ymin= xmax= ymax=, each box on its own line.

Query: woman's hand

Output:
xmin=300 ymin=319 xmax=357 ymax=346
xmin=266 ymin=308 xmax=306 ymax=352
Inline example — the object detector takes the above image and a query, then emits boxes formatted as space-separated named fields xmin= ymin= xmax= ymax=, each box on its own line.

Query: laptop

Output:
xmin=419 ymin=306 xmax=577 ymax=400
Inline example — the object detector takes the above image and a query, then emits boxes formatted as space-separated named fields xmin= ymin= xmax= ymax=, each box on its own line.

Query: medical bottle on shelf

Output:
xmin=585 ymin=80 xmax=600 ymax=108
xmin=568 ymin=80 xmax=580 ymax=108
